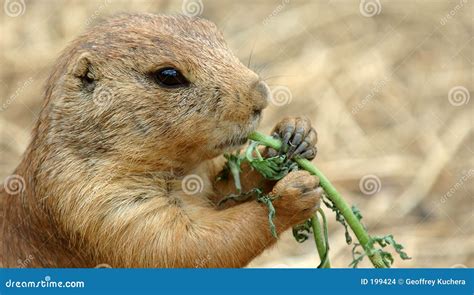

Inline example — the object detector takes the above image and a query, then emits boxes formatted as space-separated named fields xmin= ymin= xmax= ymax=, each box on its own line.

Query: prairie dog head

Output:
xmin=45 ymin=13 xmax=270 ymax=172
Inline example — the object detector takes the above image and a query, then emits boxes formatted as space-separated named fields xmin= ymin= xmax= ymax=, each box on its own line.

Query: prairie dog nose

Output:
xmin=252 ymin=80 xmax=270 ymax=112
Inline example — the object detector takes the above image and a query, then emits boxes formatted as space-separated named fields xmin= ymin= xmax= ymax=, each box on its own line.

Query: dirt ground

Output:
xmin=1 ymin=0 xmax=473 ymax=268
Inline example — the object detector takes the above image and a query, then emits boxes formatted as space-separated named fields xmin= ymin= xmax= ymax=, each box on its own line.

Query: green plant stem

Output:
xmin=312 ymin=209 xmax=330 ymax=268
xmin=228 ymin=159 xmax=242 ymax=193
xmin=248 ymin=131 xmax=388 ymax=268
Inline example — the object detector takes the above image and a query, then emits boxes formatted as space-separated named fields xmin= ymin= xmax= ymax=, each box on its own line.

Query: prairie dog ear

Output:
xmin=71 ymin=52 xmax=95 ymax=78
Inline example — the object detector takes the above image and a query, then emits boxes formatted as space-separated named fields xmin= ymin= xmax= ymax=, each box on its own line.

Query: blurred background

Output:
xmin=0 ymin=0 xmax=472 ymax=268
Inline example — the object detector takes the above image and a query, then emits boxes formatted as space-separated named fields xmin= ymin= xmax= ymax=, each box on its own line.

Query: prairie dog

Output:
xmin=0 ymin=13 xmax=320 ymax=267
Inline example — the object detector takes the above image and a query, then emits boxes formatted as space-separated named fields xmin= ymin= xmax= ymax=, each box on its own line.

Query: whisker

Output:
xmin=247 ymin=42 xmax=256 ymax=69
xmin=261 ymin=74 xmax=295 ymax=81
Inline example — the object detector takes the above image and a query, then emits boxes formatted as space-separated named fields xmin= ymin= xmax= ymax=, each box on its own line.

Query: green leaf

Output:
xmin=350 ymin=235 xmax=411 ymax=268
xmin=249 ymin=156 xmax=291 ymax=180
xmin=350 ymin=243 xmax=365 ymax=268
xmin=222 ymin=152 xmax=244 ymax=192
xmin=323 ymin=196 xmax=352 ymax=245
xmin=256 ymin=193 xmax=278 ymax=238
xmin=244 ymin=141 xmax=296 ymax=181
xmin=371 ymin=235 xmax=412 ymax=261
xmin=352 ymin=205 xmax=363 ymax=221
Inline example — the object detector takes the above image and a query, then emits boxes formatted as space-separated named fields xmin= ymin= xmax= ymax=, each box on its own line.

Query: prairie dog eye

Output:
xmin=153 ymin=67 xmax=189 ymax=88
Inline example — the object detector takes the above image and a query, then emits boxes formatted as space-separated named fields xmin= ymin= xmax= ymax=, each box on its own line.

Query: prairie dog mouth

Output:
xmin=216 ymin=135 xmax=249 ymax=150
xmin=215 ymin=119 xmax=259 ymax=151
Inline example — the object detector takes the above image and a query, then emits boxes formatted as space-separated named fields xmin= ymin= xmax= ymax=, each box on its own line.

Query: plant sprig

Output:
xmin=256 ymin=193 xmax=278 ymax=238
xmin=219 ymin=139 xmax=331 ymax=267
xmin=350 ymin=235 xmax=411 ymax=268
xmin=247 ymin=131 xmax=410 ymax=268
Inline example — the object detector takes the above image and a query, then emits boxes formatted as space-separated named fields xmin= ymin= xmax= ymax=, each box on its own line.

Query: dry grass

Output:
xmin=1 ymin=0 xmax=472 ymax=268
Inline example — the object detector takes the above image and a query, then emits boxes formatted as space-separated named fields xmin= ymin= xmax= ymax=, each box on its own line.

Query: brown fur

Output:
xmin=0 ymin=13 xmax=320 ymax=268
